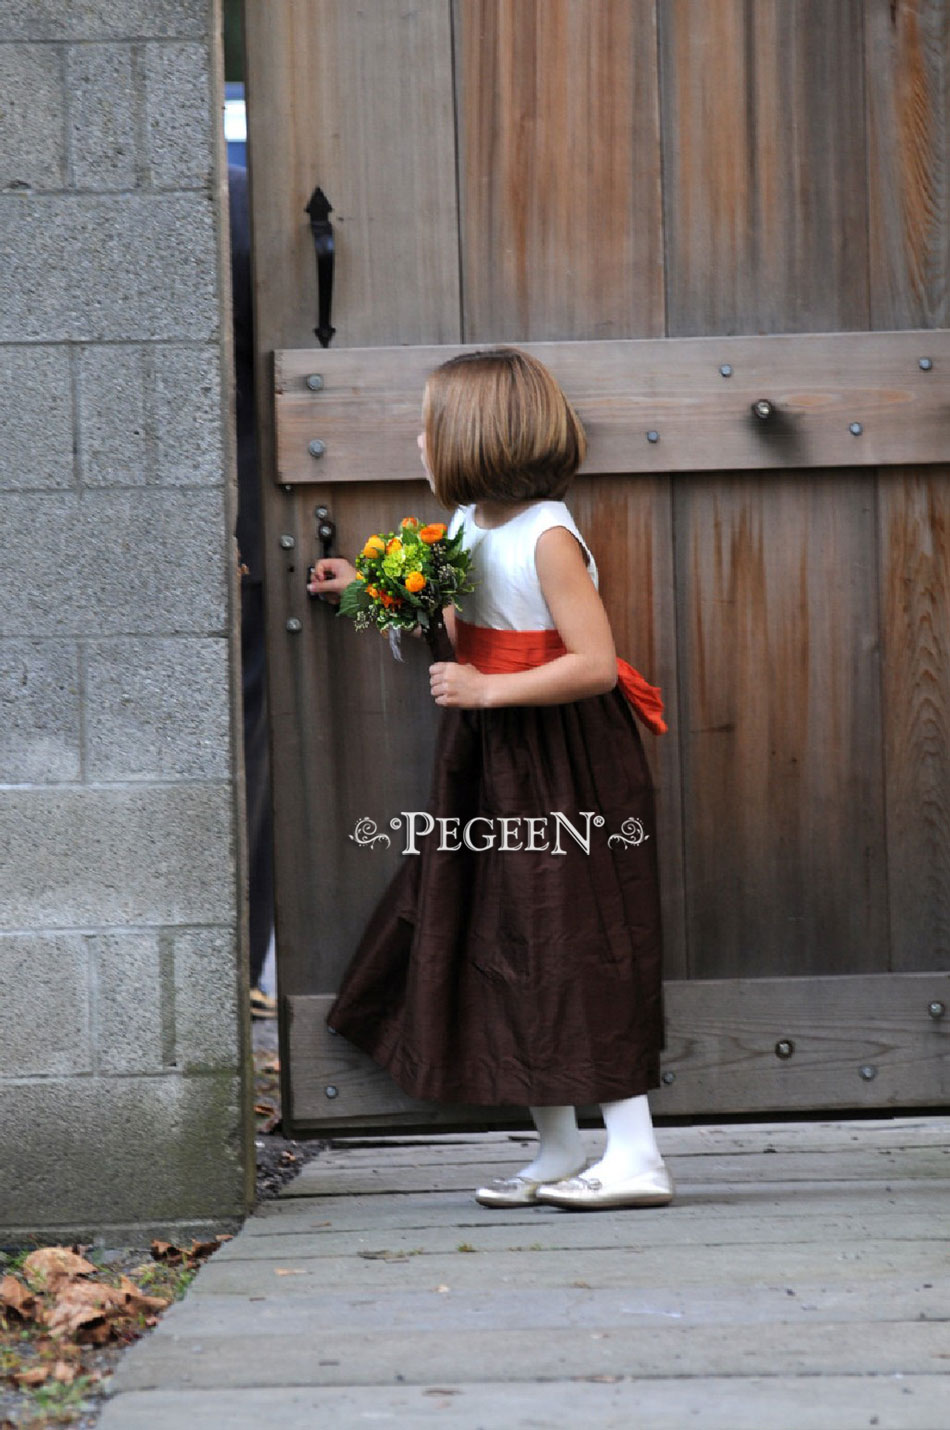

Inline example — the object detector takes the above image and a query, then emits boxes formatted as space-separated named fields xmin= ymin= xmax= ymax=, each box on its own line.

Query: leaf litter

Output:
xmin=1 ymin=1236 xmax=230 ymax=1426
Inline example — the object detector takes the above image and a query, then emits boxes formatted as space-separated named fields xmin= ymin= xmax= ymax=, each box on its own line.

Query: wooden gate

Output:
xmin=244 ymin=0 xmax=950 ymax=1133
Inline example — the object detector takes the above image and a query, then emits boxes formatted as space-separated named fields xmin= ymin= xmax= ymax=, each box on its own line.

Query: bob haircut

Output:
xmin=422 ymin=347 xmax=587 ymax=507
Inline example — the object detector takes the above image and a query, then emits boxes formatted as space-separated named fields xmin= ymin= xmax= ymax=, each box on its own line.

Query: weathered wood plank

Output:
xmin=287 ymin=973 xmax=950 ymax=1127
xmin=675 ymin=470 xmax=888 ymax=979
xmin=571 ymin=472 xmax=687 ymax=978
xmin=97 ymin=1376 xmax=950 ymax=1430
xmin=318 ymin=1116 xmax=950 ymax=1162
xmin=274 ymin=331 xmax=950 ymax=484
xmin=866 ymin=0 xmax=950 ymax=330
xmin=282 ymin=1147 xmax=949 ymax=1199
xmin=658 ymin=0 xmax=869 ymax=335
xmin=242 ymin=0 xmax=462 ymax=1078
xmin=454 ymin=0 xmax=663 ymax=342
xmin=217 ymin=1212 xmax=945 ymax=1262
xmin=244 ymin=0 xmax=460 ymax=350
xmin=878 ymin=467 xmax=950 ymax=972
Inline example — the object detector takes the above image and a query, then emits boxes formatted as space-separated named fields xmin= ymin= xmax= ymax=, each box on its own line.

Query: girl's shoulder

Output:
xmin=521 ymin=500 xmax=594 ymax=570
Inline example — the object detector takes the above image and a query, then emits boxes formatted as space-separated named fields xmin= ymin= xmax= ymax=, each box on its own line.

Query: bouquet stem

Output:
xmin=424 ymin=607 xmax=455 ymax=663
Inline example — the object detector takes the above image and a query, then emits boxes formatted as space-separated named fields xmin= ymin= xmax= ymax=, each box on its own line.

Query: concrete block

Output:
xmin=154 ymin=344 xmax=223 ymax=484
xmin=0 ymin=933 xmax=91 ymax=1075
xmin=67 ymin=45 xmax=139 ymax=192
xmin=0 ymin=1074 xmax=245 ymax=1230
xmin=144 ymin=43 xmax=213 ymax=189
xmin=0 ymin=640 xmax=81 ymax=782
xmin=0 ymin=786 xmax=235 ymax=928
xmin=0 ymin=196 xmax=218 ymax=342
xmin=78 ymin=345 xmax=149 ymax=485
xmin=84 ymin=637 xmax=230 ymax=781
xmin=173 ymin=927 xmax=241 ymax=1072
xmin=0 ymin=3 xmax=208 ymax=40
xmin=91 ymin=931 xmax=164 ymax=1074
xmin=0 ymin=345 xmax=74 ymax=490
xmin=0 ymin=46 xmax=66 ymax=191
xmin=0 ymin=491 xmax=228 ymax=636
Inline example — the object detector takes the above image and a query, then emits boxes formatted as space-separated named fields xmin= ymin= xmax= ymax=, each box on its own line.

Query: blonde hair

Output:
xmin=423 ymin=347 xmax=587 ymax=507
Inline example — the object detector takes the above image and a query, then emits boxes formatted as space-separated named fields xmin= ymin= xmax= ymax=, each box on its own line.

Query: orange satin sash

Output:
xmin=454 ymin=618 xmax=667 ymax=735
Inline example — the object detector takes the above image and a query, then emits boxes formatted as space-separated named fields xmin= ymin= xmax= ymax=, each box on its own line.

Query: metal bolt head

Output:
xmin=324 ymin=1084 xmax=339 ymax=1099
xmin=661 ymin=1070 xmax=676 ymax=1085
xmin=308 ymin=439 xmax=326 ymax=459
xmin=775 ymin=1039 xmax=795 ymax=1060
xmin=719 ymin=364 xmax=733 ymax=378
xmin=849 ymin=422 xmax=863 ymax=436
xmin=646 ymin=430 xmax=660 ymax=444
xmin=859 ymin=1064 xmax=877 ymax=1081
xmin=919 ymin=357 xmax=933 ymax=371
xmin=283 ymin=483 xmax=293 ymax=493
xmin=306 ymin=373 xmax=325 ymax=391
xmin=279 ymin=534 xmax=296 ymax=550
xmin=314 ymin=504 xmax=330 ymax=520
xmin=286 ymin=617 xmax=302 ymax=633
xmin=928 ymin=1000 xmax=945 ymax=1020
xmin=753 ymin=399 xmax=773 ymax=420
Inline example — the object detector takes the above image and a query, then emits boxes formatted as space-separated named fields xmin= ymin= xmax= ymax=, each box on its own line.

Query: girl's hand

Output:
xmin=308 ymin=557 xmax=358 ymax=604
xmin=429 ymin=660 xmax=488 ymax=708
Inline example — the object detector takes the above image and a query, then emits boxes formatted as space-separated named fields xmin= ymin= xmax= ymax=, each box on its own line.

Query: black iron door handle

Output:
xmin=306 ymin=186 xmax=335 ymax=349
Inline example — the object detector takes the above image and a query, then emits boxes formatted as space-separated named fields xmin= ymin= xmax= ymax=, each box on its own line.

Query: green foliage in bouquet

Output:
xmin=338 ymin=518 xmax=472 ymax=657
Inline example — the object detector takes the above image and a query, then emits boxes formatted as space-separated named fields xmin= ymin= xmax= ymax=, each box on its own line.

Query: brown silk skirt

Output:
xmin=327 ymin=688 xmax=664 ymax=1107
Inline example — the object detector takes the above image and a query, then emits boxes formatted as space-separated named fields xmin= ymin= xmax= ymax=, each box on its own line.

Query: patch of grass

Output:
xmin=22 ymin=1373 xmax=99 ymax=1423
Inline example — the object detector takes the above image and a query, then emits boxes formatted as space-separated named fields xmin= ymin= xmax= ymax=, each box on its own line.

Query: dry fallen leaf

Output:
xmin=274 ymin=1268 xmax=307 ymax=1277
xmin=22 ymin=1246 xmax=96 ymax=1293
xmin=117 ymin=1274 xmax=169 ymax=1314
xmin=0 ymin=1273 xmax=36 ymax=1320
xmin=52 ymin=1359 xmax=77 ymax=1385
xmin=434 ymin=1284 xmax=450 ymax=1294
xmin=43 ymin=1280 xmax=128 ymax=1339
xmin=13 ymin=1366 xmax=50 ymax=1388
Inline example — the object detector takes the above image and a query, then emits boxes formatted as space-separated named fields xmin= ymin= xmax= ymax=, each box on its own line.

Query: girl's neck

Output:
xmin=472 ymin=498 xmax=538 ymax=530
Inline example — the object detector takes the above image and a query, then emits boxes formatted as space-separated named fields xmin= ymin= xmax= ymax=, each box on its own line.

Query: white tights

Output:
xmin=518 ymin=1095 xmax=663 ymax=1184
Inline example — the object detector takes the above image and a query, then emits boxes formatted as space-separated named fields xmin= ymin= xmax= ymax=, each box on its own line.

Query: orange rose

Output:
xmin=385 ymin=537 xmax=403 ymax=555
xmin=362 ymin=535 xmax=385 ymax=557
xmin=379 ymin=592 xmax=402 ymax=609
xmin=400 ymin=516 xmax=420 ymax=530
xmin=365 ymin=584 xmax=379 ymax=599
xmin=419 ymin=523 xmax=446 ymax=544
xmin=405 ymin=571 xmax=426 ymax=593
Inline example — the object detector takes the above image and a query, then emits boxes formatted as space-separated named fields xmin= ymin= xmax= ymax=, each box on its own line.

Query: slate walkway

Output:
xmin=99 ymin=1117 xmax=950 ymax=1428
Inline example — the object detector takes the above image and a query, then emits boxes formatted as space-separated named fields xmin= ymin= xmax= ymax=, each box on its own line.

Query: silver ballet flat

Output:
xmin=475 ymin=1161 xmax=589 ymax=1209
xmin=535 ymin=1163 xmax=674 ymax=1210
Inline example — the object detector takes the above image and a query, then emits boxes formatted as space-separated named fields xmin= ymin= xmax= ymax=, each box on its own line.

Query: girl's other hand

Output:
xmin=429 ymin=660 xmax=488 ymax=708
xmin=308 ymin=557 xmax=358 ymax=604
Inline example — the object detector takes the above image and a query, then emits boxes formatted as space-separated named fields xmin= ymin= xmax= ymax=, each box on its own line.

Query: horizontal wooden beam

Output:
xmin=283 ymin=971 xmax=950 ymax=1133
xmin=273 ymin=330 xmax=950 ymax=485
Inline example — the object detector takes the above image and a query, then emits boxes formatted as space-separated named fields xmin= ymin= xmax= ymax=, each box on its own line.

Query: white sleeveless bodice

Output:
xmin=448 ymin=500 xmax=597 ymax=631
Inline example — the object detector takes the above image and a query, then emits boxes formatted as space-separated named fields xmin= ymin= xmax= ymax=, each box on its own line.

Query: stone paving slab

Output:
xmin=100 ymin=1118 xmax=950 ymax=1429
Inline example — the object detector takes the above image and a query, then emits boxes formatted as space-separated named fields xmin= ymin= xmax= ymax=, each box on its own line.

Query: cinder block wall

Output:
xmin=0 ymin=0 xmax=251 ymax=1238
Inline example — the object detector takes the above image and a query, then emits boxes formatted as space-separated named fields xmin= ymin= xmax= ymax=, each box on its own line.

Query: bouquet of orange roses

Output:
xmin=338 ymin=517 xmax=472 ymax=661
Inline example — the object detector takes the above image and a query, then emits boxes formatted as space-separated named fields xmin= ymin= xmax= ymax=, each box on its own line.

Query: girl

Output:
xmin=309 ymin=348 xmax=671 ymax=1211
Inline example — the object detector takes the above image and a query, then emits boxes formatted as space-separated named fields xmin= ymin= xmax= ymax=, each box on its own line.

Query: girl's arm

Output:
xmin=429 ymin=527 xmax=616 ymax=709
